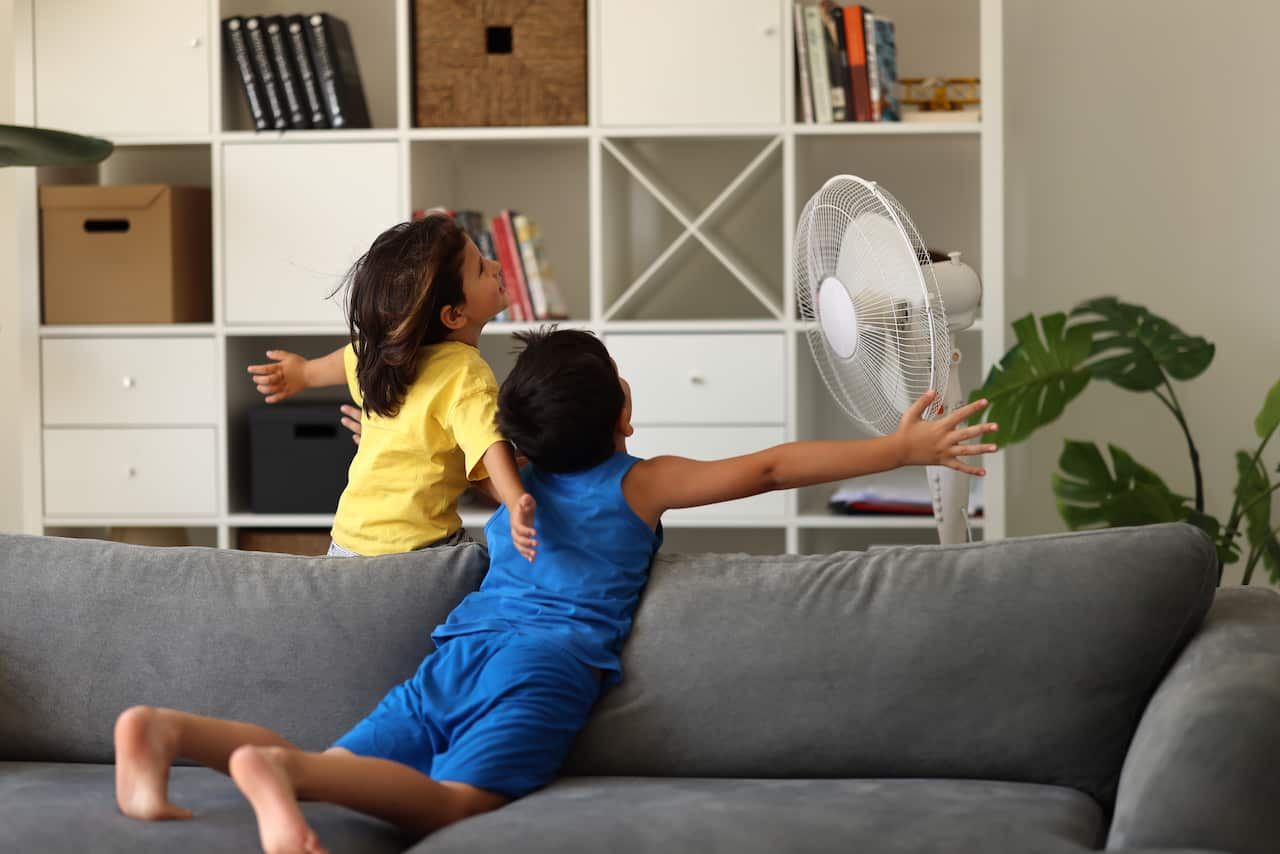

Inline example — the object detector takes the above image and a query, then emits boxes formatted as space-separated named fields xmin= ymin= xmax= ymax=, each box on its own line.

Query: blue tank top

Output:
xmin=431 ymin=452 xmax=663 ymax=686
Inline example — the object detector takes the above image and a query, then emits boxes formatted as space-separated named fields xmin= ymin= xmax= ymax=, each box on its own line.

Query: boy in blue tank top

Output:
xmin=113 ymin=329 xmax=997 ymax=853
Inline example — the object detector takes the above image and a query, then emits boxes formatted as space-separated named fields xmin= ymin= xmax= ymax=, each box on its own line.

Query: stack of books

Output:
xmin=794 ymin=1 xmax=900 ymax=123
xmin=415 ymin=208 xmax=570 ymax=323
xmin=223 ymin=13 xmax=371 ymax=131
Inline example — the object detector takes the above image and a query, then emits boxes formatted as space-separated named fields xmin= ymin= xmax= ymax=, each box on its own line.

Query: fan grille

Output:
xmin=796 ymin=176 xmax=951 ymax=435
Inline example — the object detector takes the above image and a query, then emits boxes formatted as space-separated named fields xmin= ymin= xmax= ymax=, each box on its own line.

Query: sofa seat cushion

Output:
xmin=411 ymin=776 xmax=1106 ymax=854
xmin=0 ymin=762 xmax=412 ymax=854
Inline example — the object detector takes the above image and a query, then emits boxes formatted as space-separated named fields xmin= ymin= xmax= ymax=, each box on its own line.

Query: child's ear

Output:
xmin=616 ymin=408 xmax=634 ymax=438
xmin=439 ymin=303 xmax=467 ymax=331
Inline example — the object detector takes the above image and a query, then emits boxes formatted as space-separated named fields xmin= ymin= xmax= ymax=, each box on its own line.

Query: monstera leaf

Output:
xmin=1235 ymin=451 xmax=1280 ymax=583
xmin=0 ymin=124 xmax=113 ymax=167
xmin=970 ymin=313 xmax=1092 ymax=446
xmin=1052 ymin=440 xmax=1188 ymax=530
xmin=1184 ymin=508 xmax=1239 ymax=568
xmin=1071 ymin=297 xmax=1215 ymax=390
xmin=1256 ymin=377 xmax=1280 ymax=441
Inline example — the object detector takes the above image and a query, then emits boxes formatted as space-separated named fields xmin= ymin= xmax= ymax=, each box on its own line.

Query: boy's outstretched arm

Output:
xmin=247 ymin=346 xmax=347 ymax=403
xmin=624 ymin=391 xmax=997 ymax=525
xmin=481 ymin=441 xmax=538 ymax=562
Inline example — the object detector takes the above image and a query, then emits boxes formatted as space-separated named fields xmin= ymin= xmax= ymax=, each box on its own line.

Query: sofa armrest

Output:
xmin=1108 ymin=587 xmax=1280 ymax=854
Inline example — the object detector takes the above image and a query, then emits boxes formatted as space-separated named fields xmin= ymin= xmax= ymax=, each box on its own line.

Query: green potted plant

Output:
xmin=973 ymin=297 xmax=1280 ymax=584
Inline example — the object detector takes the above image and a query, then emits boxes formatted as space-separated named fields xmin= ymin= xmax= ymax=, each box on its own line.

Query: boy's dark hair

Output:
xmin=498 ymin=328 xmax=625 ymax=473
xmin=342 ymin=213 xmax=466 ymax=417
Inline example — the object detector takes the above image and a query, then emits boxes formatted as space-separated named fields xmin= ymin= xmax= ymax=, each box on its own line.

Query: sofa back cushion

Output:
xmin=0 ymin=535 xmax=487 ymax=763
xmin=563 ymin=523 xmax=1216 ymax=807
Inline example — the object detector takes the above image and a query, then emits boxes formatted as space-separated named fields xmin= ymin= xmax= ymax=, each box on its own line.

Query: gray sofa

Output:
xmin=1 ymin=522 xmax=1277 ymax=853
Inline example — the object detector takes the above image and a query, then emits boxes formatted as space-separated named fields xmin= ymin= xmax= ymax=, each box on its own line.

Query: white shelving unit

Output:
xmin=13 ymin=0 xmax=1005 ymax=555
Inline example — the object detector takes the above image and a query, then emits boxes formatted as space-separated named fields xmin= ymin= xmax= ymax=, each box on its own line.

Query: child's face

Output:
xmin=458 ymin=237 xmax=508 ymax=322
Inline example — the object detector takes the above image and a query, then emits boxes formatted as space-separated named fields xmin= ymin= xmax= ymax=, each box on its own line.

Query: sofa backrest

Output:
xmin=0 ymin=534 xmax=487 ymax=764
xmin=563 ymin=523 xmax=1217 ymax=807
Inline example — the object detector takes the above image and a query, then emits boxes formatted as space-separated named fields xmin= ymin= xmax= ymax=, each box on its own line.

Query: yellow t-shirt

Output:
xmin=330 ymin=341 xmax=506 ymax=556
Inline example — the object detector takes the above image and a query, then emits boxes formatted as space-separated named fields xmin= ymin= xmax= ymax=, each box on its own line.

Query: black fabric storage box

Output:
xmin=248 ymin=404 xmax=356 ymax=514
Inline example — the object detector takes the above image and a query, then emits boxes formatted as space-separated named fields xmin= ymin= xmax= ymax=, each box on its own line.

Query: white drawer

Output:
xmin=607 ymin=334 xmax=785 ymax=425
xmin=42 ymin=338 xmax=217 ymax=426
xmin=43 ymin=428 xmax=218 ymax=517
xmin=626 ymin=425 xmax=787 ymax=518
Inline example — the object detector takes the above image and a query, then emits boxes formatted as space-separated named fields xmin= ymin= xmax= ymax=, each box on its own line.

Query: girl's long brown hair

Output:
xmin=343 ymin=213 xmax=466 ymax=417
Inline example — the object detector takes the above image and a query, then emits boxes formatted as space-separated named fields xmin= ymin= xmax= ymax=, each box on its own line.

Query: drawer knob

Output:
xmin=688 ymin=373 xmax=706 ymax=386
xmin=125 ymin=466 xmax=137 ymax=479
xmin=189 ymin=37 xmax=202 ymax=48
xmin=122 ymin=376 xmax=136 ymax=389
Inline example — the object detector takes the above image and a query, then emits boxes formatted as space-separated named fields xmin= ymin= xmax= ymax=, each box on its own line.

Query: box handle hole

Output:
xmin=486 ymin=26 xmax=513 ymax=54
xmin=84 ymin=219 xmax=130 ymax=233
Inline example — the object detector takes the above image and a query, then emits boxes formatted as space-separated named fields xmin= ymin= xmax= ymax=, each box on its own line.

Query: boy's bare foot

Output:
xmin=114 ymin=705 xmax=193 ymax=821
xmin=230 ymin=745 xmax=329 ymax=854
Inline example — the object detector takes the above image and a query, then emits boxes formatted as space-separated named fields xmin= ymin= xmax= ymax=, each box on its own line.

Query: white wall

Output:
xmin=1004 ymin=1 xmax=1280 ymax=584
xmin=0 ymin=0 xmax=21 ymax=533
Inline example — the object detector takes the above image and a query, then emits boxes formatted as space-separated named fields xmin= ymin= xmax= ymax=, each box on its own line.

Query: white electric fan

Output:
xmin=795 ymin=175 xmax=982 ymax=544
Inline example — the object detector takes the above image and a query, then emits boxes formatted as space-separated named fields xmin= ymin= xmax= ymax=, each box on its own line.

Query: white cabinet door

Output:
xmin=607 ymin=333 xmax=786 ymax=425
xmin=223 ymin=142 xmax=401 ymax=326
xmin=35 ymin=0 xmax=211 ymax=137
xmin=42 ymin=338 xmax=217 ymax=426
xmin=626 ymin=425 xmax=788 ymax=518
xmin=43 ymin=428 xmax=218 ymax=517
xmin=599 ymin=0 xmax=782 ymax=126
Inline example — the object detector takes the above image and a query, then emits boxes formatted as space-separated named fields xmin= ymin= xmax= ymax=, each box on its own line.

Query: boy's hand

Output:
xmin=509 ymin=493 xmax=538 ymax=562
xmin=339 ymin=404 xmax=362 ymax=445
xmin=247 ymin=350 xmax=308 ymax=404
xmin=894 ymin=391 xmax=998 ymax=476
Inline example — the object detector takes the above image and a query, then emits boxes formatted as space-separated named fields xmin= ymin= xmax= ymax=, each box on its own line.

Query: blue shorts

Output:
xmin=332 ymin=632 xmax=600 ymax=798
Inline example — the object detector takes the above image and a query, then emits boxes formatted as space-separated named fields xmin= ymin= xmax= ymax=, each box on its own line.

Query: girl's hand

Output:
xmin=246 ymin=350 xmax=307 ymax=403
xmin=509 ymin=493 xmax=538 ymax=562
xmin=339 ymin=404 xmax=362 ymax=445
xmin=894 ymin=391 xmax=998 ymax=476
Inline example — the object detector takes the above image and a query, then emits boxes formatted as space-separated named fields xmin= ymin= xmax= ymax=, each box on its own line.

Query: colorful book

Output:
xmin=490 ymin=211 xmax=533 ymax=321
xmin=843 ymin=5 xmax=873 ymax=122
xmin=222 ymin=17 xmax=268 ymax=131
xmin=871 ymin=15 xmax=901 ymax=121
xmin=512 ymin=214 xmax=549 ymax=320
xmin=818 ymin=3 xmax=847 ymax=121
xmin=802 ymin=5 xmax=832 ymax=123
xmin=863 ymin=11 xmax=881 ymax=121
xmin=792 ymin=2 xmax=814 ymax=123
xmin=511 ymin=215 xmax=569 ymax=320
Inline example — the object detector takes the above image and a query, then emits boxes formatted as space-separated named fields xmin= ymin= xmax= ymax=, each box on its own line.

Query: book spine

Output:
xmin=286 ymin=16 xmax=328 ymax=127
xmin=863 ymin=11 xmax=881 ymax=121
xmin=843 ymin=5 xmax=872 ymax=122
xmin=325 ymin=16 xmax=372 ymax=129
xmin=305 ymin=14 xmax=346 ymax=128
xmin=874 ymin=17 xmax=901 ymax=121
xmin=222 ymin=17 xmax=268 ymax=131
xmin=244 ymin=16 xmax=289 ymax=129
xmin=490 ymin=213 xmax=529 ymax=321
xmin=802 ymin=6 xmax=832 ymax=123
xmin=820 ymin=3 xmax=847 ymax=122
xmin=528 ymin=223 xmax=569 ymax=318
xmin=792 ymin=2 xmax=814 ymax=123
xmin=830 ymin=5 xmax=855 ymax=123
xmin=265 ymin=17 xmax=310 ymax=129
xmin=512 ymin=214 xmax=548 ymax=320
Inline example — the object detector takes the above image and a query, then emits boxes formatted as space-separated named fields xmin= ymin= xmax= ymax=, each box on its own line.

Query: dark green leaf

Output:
xmin=0 ymin=124 xmax=113 ymax=167
xmin=1235 ymin=451 xmax=1279 ymax=582
xmin=969 ymin=312 xmax=1092 ymax=446
xmin=1184 ymin=509 xmax=1240 ymax=567
xmin=1071 ymin=297 xmax=1214 ymax=389
xmin=1053 ymin=440 xmax=1188 ymax=530
xmin=1256 ymin=377 xmax=1280 ymax=440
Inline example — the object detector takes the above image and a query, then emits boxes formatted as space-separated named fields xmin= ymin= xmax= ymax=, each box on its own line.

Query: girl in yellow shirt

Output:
xmin=247 ymin=213 xmax=536 ymax=559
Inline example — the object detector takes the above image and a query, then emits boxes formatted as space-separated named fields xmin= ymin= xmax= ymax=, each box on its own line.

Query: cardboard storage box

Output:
xmin=40 ymin=184 xmax=212 ymax=324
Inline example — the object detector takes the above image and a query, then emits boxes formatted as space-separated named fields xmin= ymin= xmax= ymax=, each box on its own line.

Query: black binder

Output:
xmin=222 ymin=16 xmax=268 ymax=131
xmin=285 ymin=15 xmax=328 ymax=128
xmin=304 ymin=13 xmax=372 ymax=130
xmin=244 ymin=16 xmax=289 ymax=130
xmin=265 ymin=16 xmax=310 ymax=129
